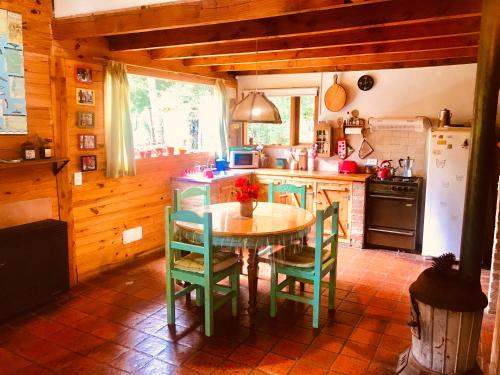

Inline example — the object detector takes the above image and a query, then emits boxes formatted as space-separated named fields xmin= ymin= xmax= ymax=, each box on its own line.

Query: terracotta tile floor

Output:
xmin=0 ymin=247 xmax=495 ymax=375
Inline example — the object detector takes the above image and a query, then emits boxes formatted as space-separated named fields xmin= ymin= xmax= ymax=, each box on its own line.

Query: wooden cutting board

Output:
xmin=324 ymin=74 xmax=346 ymax=112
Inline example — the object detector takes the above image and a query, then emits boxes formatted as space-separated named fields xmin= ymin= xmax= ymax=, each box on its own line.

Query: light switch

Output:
xmin=74 ymin=172 xmax=82 ymax=186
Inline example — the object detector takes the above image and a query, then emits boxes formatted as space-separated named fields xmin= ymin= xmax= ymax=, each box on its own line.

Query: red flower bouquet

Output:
xmin=234 ymin=177 xmax=259 ymax=203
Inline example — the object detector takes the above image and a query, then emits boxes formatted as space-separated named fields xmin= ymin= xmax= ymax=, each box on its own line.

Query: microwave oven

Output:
xmin=229 ymin=150 xmax=259 ymax=169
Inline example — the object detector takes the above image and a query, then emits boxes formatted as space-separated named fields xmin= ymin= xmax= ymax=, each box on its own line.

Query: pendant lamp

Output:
xmin=231 ymin=39 xmax=282 ymax=124
xmin=232 ymin=91 xmax=282 ymax=124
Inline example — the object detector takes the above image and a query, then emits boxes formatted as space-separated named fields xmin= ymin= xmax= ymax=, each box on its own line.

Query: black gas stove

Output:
xmin=365 ymin=175 xmax=424 ymax=252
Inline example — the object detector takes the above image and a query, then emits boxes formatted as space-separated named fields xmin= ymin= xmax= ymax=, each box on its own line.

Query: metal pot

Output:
xmin=377 ymin=160 xmax=393 ymax=180
xmin=439 ymin=108 xmax=452 ymax=127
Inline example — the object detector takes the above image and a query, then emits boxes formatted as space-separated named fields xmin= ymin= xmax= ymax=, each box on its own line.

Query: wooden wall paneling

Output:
xmin=0 ymin=1 xmax=59 ymax=226
xmin=59 ymin=58 xmax=213 ymax=278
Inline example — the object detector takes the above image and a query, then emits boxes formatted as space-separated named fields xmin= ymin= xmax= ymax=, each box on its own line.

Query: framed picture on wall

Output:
xmin=75 ymin=66 xmax=93 ymax=84
xmin=80 ymin=155 xmax=97 ymax=172
xmin=76 ymin=88 xmax=95 ymax=106
xmin=76 ymin=111 xmax=95 ymax=128
xmin=77 ymin=134 xmax=97 ymax=150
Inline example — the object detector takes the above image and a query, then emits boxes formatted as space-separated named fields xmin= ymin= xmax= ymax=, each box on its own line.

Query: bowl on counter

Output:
xmin=339 ymin=160 xmax=358 ymax=174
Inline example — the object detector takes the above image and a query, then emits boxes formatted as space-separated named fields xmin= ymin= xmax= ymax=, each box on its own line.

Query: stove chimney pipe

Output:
xmin=459 ymin=0 xmax=500 ymax=286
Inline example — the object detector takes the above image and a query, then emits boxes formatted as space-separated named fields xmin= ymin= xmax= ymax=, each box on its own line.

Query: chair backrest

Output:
xmin=174 ymin=186 xmax=210 ymax=212
xmin=268 ymin=183 xmax=306 ymax=209
xmin=165 ymin=206 xmax=214 ymax=275
xmin=314 ymin=202 xmax=339 ymax=270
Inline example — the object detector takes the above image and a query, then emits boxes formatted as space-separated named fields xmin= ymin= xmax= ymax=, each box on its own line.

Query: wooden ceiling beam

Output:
xmin=151 ymin=16 xmax=481 ymax=60
xmin=52 ymin=0 xmax=357 ymax=40
xmin=213 ymin=46 xmax=478 ymax=71
xmin=182 ymin=34 xmax=479 ymax=66
xmin=234 ymin=57 xmax=477 ymax=75
xmin=108 ymin=0 xmax=481 ymax=51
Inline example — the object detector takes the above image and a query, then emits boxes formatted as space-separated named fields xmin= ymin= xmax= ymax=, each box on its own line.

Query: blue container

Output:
xmin=215 ymin=159 xmax=228 ymax=171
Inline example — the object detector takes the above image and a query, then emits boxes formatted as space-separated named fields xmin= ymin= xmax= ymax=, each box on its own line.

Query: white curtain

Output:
xmin=104 ymin=61 xmax=136 ymax=178
xmin=199 ymin=79 xmax=230 ymax=158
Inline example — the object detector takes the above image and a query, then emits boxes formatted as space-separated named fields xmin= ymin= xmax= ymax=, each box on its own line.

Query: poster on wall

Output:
xmin=0 ymin=10 xmax=27 ymax=135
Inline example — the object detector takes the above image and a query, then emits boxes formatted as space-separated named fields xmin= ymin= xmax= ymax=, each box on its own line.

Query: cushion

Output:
xmin=175 ymin=251 xmax=239 ymax=273
xmin=272 ymin=244 xmax=331 ymax=268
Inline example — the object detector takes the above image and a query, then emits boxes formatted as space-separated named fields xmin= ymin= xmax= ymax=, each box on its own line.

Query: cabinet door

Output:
xmin=254 ymin=176 xmax=279 ymax=203
xmin=315 ymin=182 xmax=351 ymax=242
xmin=283 ymin=178 xmax=314 ymax=211
xmin=216 ymin=180 xmax=236 ymax=203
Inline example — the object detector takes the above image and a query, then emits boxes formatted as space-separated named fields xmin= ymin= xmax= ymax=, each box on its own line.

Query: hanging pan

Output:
xmin=324 ymin=73 xmax=346 ymax=112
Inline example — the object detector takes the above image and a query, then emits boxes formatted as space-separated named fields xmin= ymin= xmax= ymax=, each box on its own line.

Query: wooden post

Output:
xmin=459 ymin=0 xmax=500 ymax=285
xmin=50 ymin=55 xmax=77 ymax=287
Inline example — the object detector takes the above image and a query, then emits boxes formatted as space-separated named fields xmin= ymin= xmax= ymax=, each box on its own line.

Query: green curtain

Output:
xmin=214 ymin=79 xmax=229 ymax=159
xmin=104 ymin=61 xmax=136 ymax=178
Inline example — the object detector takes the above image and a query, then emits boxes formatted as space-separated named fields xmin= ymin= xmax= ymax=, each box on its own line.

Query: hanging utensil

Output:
xmin=358 ymin=138 xmax=374 ymax=159
xmin=324 ymin=74 xmax=347 ymax=112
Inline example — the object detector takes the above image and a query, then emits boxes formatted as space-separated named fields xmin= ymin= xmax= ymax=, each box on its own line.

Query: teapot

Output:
xmin=377 ymin=160 xmax=393 ymax=180
xmin=439 ymin=108 xmax=452 ymax=127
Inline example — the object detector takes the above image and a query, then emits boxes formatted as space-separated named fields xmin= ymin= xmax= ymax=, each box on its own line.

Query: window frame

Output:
xmin=242 ymin=94 xmax=319 ymax=147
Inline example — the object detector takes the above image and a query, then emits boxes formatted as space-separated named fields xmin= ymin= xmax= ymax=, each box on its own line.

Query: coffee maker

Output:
xmin=399 ymin=156 xmax=415 ymax=177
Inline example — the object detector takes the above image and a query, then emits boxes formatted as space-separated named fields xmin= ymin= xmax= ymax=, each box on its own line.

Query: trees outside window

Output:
xmin=128 ymin=74 xmax=214 ymax=153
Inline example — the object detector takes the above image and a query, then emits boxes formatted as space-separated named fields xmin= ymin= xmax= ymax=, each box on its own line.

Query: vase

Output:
xmin=240 ymin=201 xmax=257 ymax=218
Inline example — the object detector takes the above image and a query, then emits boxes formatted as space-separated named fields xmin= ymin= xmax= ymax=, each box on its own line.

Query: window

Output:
xmin=247 ymin=96 xmax=291 ymax=145
xmin=128 ymin=74 xmax=215 ymax=153
xmin=245 ymin=94 xmax=317 ymax=146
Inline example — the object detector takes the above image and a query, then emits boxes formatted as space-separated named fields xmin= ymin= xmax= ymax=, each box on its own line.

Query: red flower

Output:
xmin=233 ymin=177 xmax=260 ymax=203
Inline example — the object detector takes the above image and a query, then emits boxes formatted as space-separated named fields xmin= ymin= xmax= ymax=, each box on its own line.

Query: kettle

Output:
xmin=399 ymin=156 xmax=415 ymax=177
xmin=439 ymin=108 xmax=452 ymax=127
xmin=377 ymin=160 xmax=393 ymax=180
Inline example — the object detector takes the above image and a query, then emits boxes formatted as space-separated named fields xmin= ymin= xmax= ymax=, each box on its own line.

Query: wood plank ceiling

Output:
xmin=52 ymin=0 xmax=482 ymax=76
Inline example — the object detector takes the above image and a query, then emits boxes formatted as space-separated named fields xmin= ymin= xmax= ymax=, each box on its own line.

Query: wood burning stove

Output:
xmin=398 ymin=255 xmax=487 ymax=374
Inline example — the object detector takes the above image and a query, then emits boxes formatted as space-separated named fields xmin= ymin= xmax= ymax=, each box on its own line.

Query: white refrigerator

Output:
xmin=422 ymin=128 xmax=471 ymax=259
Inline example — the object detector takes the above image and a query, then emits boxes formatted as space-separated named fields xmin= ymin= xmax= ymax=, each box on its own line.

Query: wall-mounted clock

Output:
xmin=357 ymin=75 xmax=374 ymax=91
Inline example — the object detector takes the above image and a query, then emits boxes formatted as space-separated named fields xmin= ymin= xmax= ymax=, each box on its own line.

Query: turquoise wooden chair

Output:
xmin=165 ymin=207 xmax=239 ymax=337
xmin=174 ymin=186 xmax=210 ymax=212
xmin=269 ymin=202 xmax=339 ymax=328
xmin=268 ymin=182 xmax=306 ymax=209
xmin=261 ymin=183 xmax=308 ymax=290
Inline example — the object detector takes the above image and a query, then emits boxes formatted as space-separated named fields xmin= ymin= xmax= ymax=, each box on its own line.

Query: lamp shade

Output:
xmin=231 ymin=92 xmax=282 ymax=124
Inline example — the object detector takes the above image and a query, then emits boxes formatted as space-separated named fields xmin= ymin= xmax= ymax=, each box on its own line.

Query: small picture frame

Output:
xmin=78 ymin=134 xmax=97 ymax=150
xmin=80 ymin=155 xmax=97 ymax=172
xmin=76 ymin=88 xmax=95 ymax=106
xmin=75 ymin=66 xmax=93 ymax=84
xmin=77 ymin=111 xmax=95 ymax=128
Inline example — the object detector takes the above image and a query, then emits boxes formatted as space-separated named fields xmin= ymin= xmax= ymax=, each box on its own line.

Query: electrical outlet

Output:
xmin=123 ymin=226 xmax=142 ymax=244
xmin=74 ymin=172 xmax=82 ymax=186
xmin=366 ymin=158 xmax=378 ymax=166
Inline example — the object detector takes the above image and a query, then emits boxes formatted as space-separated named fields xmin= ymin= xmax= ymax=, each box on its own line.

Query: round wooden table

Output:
xmin=176 ymin=202 xmax=315 ymax=313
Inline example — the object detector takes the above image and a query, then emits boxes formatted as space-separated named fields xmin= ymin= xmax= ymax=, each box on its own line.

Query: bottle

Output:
xmin=21 ymin=141 xmax=37 ymax=160
xmin=39 ymin=138 xmax=53 ymax=159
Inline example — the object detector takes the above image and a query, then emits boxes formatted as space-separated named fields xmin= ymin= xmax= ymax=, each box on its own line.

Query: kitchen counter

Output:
xmin=253 ymin=168 xmax=372 ymax=182
xmin=171 ymin=170 xmax=252 ymax=183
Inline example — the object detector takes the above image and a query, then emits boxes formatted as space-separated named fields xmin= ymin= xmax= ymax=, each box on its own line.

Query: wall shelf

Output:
xmin=0 ymin=157 xmax=70 ymax=175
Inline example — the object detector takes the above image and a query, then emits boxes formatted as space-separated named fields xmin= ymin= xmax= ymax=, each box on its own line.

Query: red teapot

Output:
xmin=377 ymin=160 xmax=393 ymax=180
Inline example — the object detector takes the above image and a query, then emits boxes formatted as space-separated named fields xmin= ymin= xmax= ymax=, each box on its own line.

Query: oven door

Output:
xmin=366 ymin=193 xmax=418 ymax=251
xmin=366 ymin=193 xmax=417 ymax=230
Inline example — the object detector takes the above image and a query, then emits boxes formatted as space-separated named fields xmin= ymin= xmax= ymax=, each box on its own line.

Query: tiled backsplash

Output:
xmin=263 ymin=128 xmax=428 ymax=177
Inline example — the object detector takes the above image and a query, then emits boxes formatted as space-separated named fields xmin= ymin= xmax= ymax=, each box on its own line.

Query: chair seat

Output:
xmin=272 ymin=244 xmax=331 ymax=268
xmin=175 ymin=251 xmax=239 ymax=273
